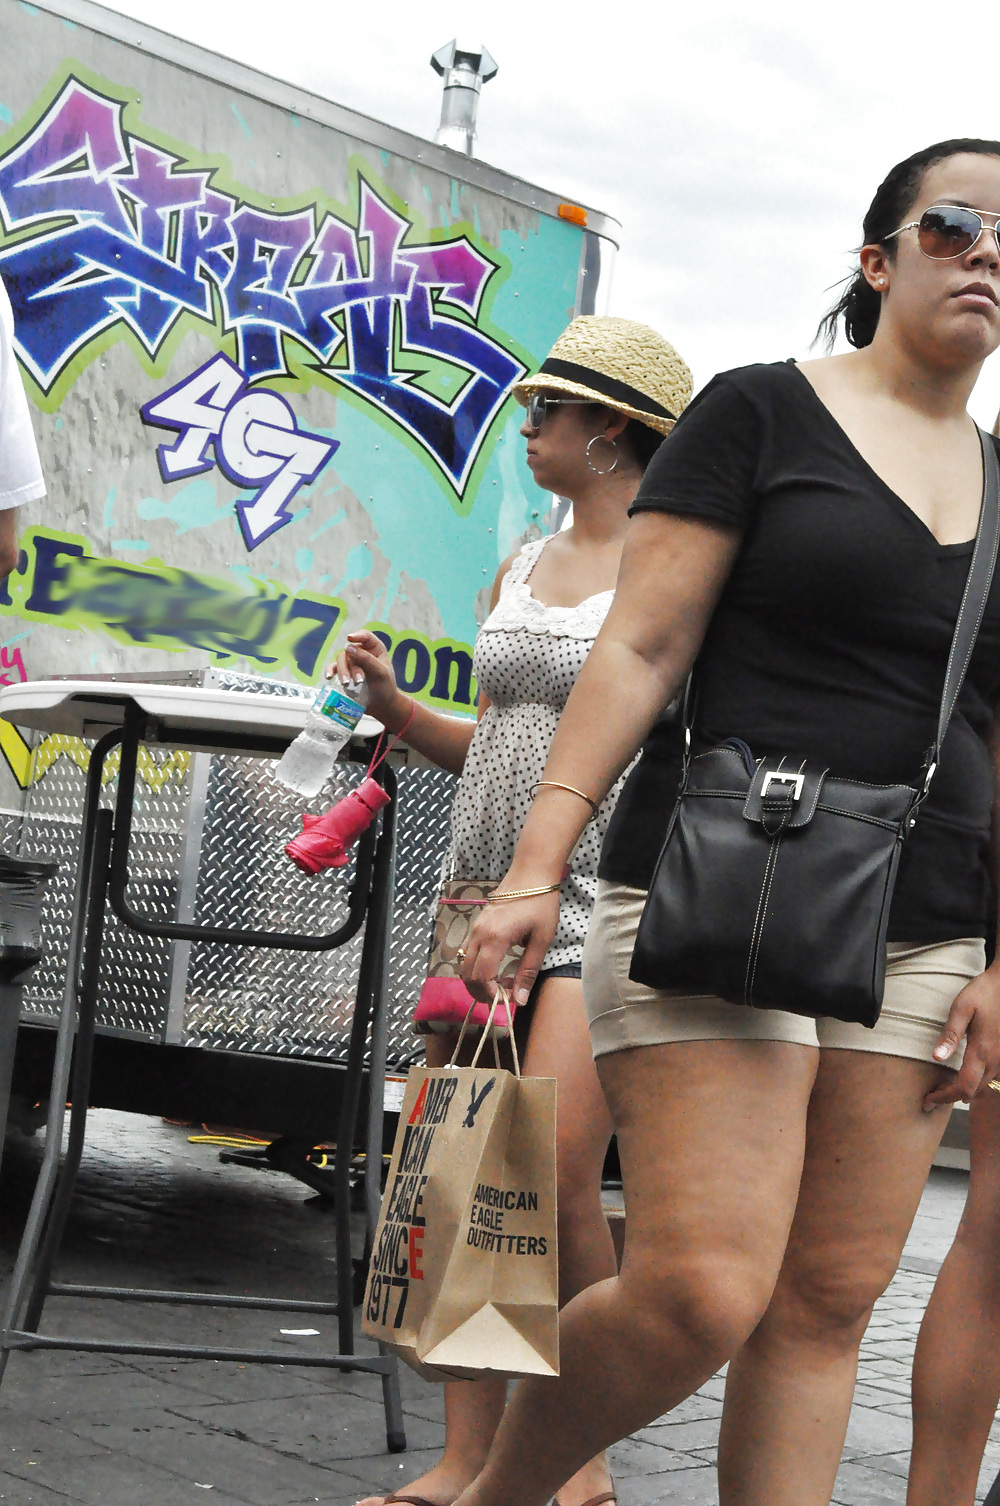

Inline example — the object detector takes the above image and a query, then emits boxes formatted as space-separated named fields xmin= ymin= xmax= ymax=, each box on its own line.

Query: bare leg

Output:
xmin=718 ymin=1050 xmax=952 ymax=1506
xmin=522 ymin=979 xmax=616 ymax=1505
xmin=357 ymin=979 xmax=614 ymax=1506
xmin=452 ymin=1038 xmax=818 ymax=1506
xmin=908 ymin=1087 xmax=1000 ymax=1506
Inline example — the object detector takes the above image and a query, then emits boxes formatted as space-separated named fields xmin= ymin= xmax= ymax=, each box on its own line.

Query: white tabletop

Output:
xmin=0 ymin=679 xmax=385 ymax=751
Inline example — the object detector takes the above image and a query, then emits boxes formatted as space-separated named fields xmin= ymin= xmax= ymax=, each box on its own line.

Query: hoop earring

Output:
xmin=586 ymin=435 xmax=619 ymax=475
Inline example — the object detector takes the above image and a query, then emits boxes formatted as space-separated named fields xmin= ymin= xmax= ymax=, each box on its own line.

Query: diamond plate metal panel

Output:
xmin=14 ymin=740 xmax=192 ymax=1037
xmin=6 ymin=675 xmax=459 ymax=1068
xmin=383 ymin=765 xmax=457 ymax=1068
xmin=181 ymin=753 xmax=365 ymax=1059
xmin=13 ymin=746 xmax=89 ymax=1024
xmin=208 ymin=670 xmax=313 ymax=701
xmin=181 ymin=760 xmax=455 ymax=1066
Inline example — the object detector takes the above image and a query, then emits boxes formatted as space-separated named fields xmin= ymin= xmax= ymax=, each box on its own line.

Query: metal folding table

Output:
xmin=0 ymin=679 xmax=406 ymax=1451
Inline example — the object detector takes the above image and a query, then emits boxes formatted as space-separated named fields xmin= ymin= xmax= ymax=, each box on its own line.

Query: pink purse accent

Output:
xmin=414 ymin=879 xmax=524 ymax=1035
xmin=414 ymin=976 xmax=515 ymax=1033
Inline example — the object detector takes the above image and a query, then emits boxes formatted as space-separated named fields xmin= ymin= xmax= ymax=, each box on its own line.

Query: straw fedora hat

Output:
xmin=512 ymin=315 xmax=692 ymax=436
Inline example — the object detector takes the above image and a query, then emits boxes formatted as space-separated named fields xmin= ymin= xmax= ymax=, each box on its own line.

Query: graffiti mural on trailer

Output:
xmin=0 ymin=74 xmax=527 ymax=548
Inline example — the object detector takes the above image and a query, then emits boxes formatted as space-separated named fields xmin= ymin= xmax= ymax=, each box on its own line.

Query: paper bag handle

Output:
xmin=448 ymin=985 xmax=520 ymax=1079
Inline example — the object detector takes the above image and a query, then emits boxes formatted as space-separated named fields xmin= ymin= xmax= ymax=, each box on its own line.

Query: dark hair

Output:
xmin=623 ymin=418 xmax=664 ymax=470
xmin=583 ymin=403 xmax=664 ymax=471
xmin=817 ymin=138 xmax=1000 ymax=349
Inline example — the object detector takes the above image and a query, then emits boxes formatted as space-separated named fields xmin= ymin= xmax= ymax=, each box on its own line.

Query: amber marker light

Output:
xmin=558 ymin=203 xmax=588 ymax=227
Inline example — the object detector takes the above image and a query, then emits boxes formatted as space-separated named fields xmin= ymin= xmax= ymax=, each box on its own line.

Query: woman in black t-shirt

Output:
xmin=450 ymin=140 xmax=1000 ymax=1506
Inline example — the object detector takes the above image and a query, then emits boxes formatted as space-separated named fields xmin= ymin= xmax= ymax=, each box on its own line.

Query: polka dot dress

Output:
xmin=446 ymin=536 xmax=628 ymax=971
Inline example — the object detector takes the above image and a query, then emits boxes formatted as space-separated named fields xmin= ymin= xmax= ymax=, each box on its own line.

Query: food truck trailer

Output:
xmin=0 ymin=0 xmax=620 ymax=1144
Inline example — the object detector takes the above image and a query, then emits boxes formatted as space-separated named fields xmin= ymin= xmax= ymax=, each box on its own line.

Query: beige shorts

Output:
xmin=583 ymin=881 xmax=986 ymax=1067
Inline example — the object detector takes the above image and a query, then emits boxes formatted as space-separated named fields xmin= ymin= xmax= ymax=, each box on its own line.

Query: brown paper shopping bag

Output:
xmin=362 ymin=995 xmax=558 ymax=1380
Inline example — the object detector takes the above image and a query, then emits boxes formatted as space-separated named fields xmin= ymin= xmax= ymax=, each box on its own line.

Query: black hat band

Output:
xmin=537 ymin=358 xmax=675 ymax=422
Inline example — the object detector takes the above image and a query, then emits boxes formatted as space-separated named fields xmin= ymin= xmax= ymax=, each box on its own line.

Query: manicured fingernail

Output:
xmin=515 ymin=987 xmax=529 ymax=1005
xmin=934 ymin=1043 xmax=953 ymax=1060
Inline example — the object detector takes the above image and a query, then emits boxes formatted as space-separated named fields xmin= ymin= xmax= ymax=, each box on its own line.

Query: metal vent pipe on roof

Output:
xmin=430 ymin=40 xmax=497 ymax=157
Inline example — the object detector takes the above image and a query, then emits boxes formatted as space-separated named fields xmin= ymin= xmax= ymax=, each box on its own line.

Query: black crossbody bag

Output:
xmin=629 ymin=428 xmax=1000 ymax=1027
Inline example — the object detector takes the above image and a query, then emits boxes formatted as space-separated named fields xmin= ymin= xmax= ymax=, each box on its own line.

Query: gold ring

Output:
xmin=989 ymin=1080 xmax=1000 ymax=1094
xmin=455 ymin=948 xmax=466 ymax=962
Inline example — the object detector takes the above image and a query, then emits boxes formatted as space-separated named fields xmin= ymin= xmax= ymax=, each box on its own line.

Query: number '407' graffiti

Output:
xmin=141 ymin=353 xmax=339 ymax=550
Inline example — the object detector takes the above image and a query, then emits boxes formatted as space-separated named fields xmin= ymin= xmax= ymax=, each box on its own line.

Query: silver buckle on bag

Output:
xmin=760 ymin=771 xmax=805 ymax=801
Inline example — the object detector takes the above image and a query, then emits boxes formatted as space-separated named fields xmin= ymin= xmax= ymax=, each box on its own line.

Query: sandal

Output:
xmin=383 ymin=1495 xmax=450 ymax=1506
xmin=554 ymin=1493 xmax=617 ymax=1506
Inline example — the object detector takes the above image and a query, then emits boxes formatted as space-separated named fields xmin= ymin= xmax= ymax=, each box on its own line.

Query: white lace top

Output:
xmin=447 ymin=535 xmax=626 ymax=971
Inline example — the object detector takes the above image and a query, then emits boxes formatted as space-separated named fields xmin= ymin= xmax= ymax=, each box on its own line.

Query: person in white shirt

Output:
xmin=0 ymin=275 xmax=45 ymax=575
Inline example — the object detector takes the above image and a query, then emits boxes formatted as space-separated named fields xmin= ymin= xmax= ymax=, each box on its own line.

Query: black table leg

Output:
xmin=22 ymin=807 xmax=113 ymax=1332
xmin=0 ymin=728 xmax=121 ymax=1379
xmin=334 ymin=763 xmax=397 ymax=1355
xmin=1 ymin=721 xmax=408 ymax=1454
xmin=361 ymin=780 xmax=406 ymax=1453
xmin=0 ymin=981 xmax=22 ymax=1175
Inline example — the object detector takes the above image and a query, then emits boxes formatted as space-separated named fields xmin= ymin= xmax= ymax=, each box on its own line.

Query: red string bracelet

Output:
xmin=285 ymin=697 xmax=418 ymax=875
xmin=364 ymin=697 xmax=417 ymax=780
xmin=392 ymin=696 xmax=417 ymax=743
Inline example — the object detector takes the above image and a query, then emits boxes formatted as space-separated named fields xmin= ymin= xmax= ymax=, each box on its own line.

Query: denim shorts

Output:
xmin=537 ymin=963 xmax=583 ymax=983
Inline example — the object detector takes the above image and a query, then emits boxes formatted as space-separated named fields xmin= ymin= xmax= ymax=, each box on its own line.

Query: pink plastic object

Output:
xmin=284 ymin=776 xmax=390 ymax=874
xmin=414 ymin=976 xmax=516 ymax=1035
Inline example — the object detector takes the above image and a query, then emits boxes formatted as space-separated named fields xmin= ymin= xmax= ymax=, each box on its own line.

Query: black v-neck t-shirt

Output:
xmin=599 ymin=360 xmax=1000 ymax=942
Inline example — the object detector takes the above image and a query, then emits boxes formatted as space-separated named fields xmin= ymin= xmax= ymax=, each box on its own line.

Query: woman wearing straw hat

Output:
xmin=335 ymin=315 xmax=692 ymax=1506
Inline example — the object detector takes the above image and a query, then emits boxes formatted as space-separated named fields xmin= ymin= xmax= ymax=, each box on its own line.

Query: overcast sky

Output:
xmin=106 ymin=0 xmax=1000 ymax=425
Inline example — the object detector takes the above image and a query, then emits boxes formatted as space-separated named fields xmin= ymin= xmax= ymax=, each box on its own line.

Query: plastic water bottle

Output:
xmin=273 ymin=678 xmax=369 ymax=798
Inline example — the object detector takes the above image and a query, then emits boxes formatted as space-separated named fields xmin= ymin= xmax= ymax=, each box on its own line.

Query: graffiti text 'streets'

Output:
xmin=0 ymin=76 xmax=526 ymax=498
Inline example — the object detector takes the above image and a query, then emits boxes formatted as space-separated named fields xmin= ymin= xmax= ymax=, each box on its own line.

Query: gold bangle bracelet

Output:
xmin=486 ymin=882 xmax=563 ymax=903
xmin=529 ymin=780 xmax=599 ymax=821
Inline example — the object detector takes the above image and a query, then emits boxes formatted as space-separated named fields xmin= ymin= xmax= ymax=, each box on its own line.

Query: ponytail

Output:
xmin=816 ymin=272 xmax=881 ymax=351
xmin=817 ymin=138 xmax=1000 ymax=350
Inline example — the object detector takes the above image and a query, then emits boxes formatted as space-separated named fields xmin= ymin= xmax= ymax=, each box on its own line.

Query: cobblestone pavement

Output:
xmin=0 ymin=1111 xmax=996 ymax=1505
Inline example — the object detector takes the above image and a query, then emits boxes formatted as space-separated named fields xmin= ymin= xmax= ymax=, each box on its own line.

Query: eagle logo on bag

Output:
xmin=463 ymin=1078 xmax=495 ymax=1128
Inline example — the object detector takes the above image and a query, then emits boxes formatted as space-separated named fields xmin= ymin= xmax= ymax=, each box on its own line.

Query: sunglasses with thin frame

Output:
xmin=525 ymin=392 xmax=595 ymax=430
xmin=885 ymin=203 xmax=1000 ymax=260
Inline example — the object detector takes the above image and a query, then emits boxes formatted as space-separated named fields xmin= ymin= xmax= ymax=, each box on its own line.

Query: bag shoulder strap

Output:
xmin=921 ymin=425 xmax=1000 ymax=794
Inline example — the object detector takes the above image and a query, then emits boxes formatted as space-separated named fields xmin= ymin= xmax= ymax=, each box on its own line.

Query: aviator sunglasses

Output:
xmin=885 ymin=203 xmax=1000 ymax=260
xmin=525 ymin=392 xmax=594 ymax=429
